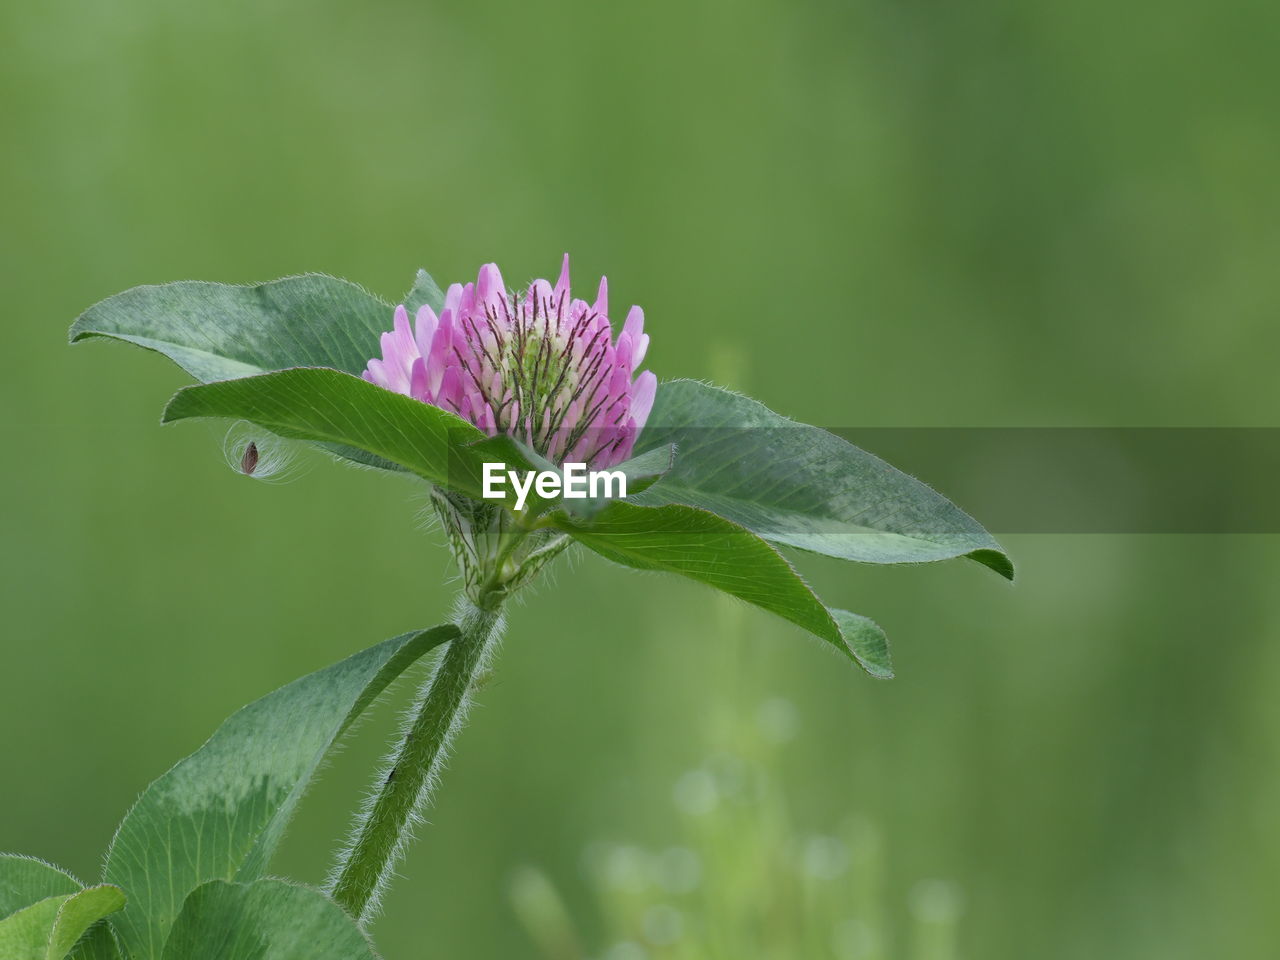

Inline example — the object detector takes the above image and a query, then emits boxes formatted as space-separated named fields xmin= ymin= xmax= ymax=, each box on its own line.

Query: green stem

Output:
xmin=328 ymin=597 xmax=505 ymax=923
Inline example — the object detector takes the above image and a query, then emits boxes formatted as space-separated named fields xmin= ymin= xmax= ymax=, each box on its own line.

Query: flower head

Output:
xmin=363 ymin=256 xmax=656 ymax=469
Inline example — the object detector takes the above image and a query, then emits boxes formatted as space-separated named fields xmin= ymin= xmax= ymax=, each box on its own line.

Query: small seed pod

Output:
xmin=222 ymin=422 xmax=300 ymax=482
xmin=240 ymin=441 xmax=260 ymax=476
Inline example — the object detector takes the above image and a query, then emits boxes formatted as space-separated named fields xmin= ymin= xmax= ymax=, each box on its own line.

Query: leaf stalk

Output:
xmin=327 ymin=597 xmax=505 ymax=923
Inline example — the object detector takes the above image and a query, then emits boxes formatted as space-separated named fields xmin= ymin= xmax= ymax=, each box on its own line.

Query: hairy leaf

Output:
xmin=0 ymin=857 xmax=80 ymax=919
xmin=162 ymin=368 xmax=537 ymax=502
xmin=551 ymin=502 xmax=892 ymax=676
xmin=635 ymin=380 xmax=1012 ymax=579
xmin=69 ymin=276 xmax=394 ymax=383
xmin=0 ymin=857 xmax=120 ymax=960
xmin=103 ymin=626 xmax=457 ymax=960
xmin=0 ymin=885 xmax=124 ymax=960
xmin=161 ymin=880 xmax=376 ymax=960
xmin=401 ymin=268 xmax=446 ymax=317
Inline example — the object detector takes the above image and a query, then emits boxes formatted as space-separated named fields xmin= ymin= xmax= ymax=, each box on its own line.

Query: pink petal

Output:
xmin=593 ymin=276 xmax=608 ymax=318
xmin=615 ymin=333 xmax=634 ymax=373
xmin=365 ymin=359 xmax=390 ymax=390
xmin=392 ymin=305 xmax=415 ymax=356
xmin=379 ymin=331 xmax=410 ymax=392
xmin=526 ymin=278 xmax=554 ymax=322
xmin=610 ymin=420 xmax=639 ymax=467
xmin=443 ymin=283 xmax=463 ymax=317
xmin=622 ymin=304 xmax=645 ymax=341
xmin=438 ymin=367 xmax=463 ymax=412
xmin=566 ymin=433 xmax=593 ymax=464
xmin=476 ymin=263 xmax=507 ymax=316
xmin=409 ymin=357 xmax=429 ymax=402
xmin=457 ymin=282 xmax=476 ymax=320
xmin=623 ymin=306 xmax=649 ymax=370
xmin=414 ymin=304 xmax=439 ymax=357
xmin=549 ymin=419 xmax=572 ymax=461
xmin=553 ymin=253 xmax=571 ymax=302
xmin=608 ymin=365 xmax=630 ymax=404
xmin=428 ymin=310 xmax=453 ymax=368
xmin=629 ymin=370 xmax=657 ymax=428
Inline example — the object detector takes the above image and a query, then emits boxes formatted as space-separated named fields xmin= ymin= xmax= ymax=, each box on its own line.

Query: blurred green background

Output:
xmin=3 ymin=1 xmax=1278 ymax=957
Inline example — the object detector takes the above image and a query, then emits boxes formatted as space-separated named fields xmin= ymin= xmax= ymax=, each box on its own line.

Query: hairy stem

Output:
xmin=328 ymin=597 xmax=504 ymax=923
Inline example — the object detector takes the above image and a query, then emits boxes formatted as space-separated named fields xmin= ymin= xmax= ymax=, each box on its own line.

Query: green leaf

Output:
xmin=69 ymin=275 xmax=394 ymax=383
xmin=0 ymin=896 xmax=64 ymax=955
xmin=0 ymin=897 xmax=66 ymax=960
xmin=401 ymin=268 xmax=446 ymax=316
xmin=162 ymin=367 xmax=671 ymax=518
xmin=48 ymin=888 xmax=126 ymax=960
xmin=832 ymin=609 xmax=893 ymax=679
xmin=161 ymin=367 xmax=536 ymax=502
xmin=551 ymin=502 xmax=893 ymax=677
xmin=0 ymin=857 xmax=120 ymax=960
xmin=0 ymin=886 xmax=125 ymax=960
xmin=103 ymin=625 xmax=457 ymax=960
xmin=634 ymin=380 xmax=1013 ymax=579
xmin=163 ymin=370 xmax=891 ymax=673
xmin=68 ymin=274 xmax=459 ymax=473
xmin=161 ymin=880 xmax=376 ymax=960
xmin=0 ymin=857 xmax=80 ymax=918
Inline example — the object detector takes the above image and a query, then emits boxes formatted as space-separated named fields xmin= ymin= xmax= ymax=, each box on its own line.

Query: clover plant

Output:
xmin=0 ymin=257 xmax=1009 ymax=958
